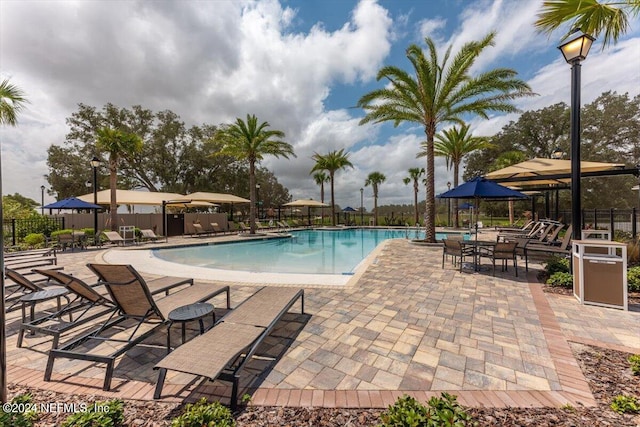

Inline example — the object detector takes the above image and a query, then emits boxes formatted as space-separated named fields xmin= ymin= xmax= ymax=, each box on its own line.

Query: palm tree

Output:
xmin=535 ymin=0 xmax=640 ymax=48
xmin=419 ymin=124 xmax=491 ymax=228
xmin=365 ymin=172 xmax=386 ymax=226
xmin=310 ymin=149 xmax=353 ymax=226
xmin=217 ymin=114 xmax=295 ymax=234
xmin=402 ymin=167 xmax=425 ymax=225
xmin=96 ymin=127 xmax=143 ymax=231
xmin=0 ymin=78 xmax=28 ymax=402
xmin=357 ymin=33 xmax=533 ymax=242
xmin=312 ymin=171 xmax=330 ymax=225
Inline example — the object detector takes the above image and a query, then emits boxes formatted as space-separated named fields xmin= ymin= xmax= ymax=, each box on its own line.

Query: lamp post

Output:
xmin=558 ymin=29 xmax=595 ymax=241
xmin=446 ymin=181 xmax=451 ymax=227
xmin=40 ymin=185 xmax=45 ymax=215
xmin=360 ymin=187 xmax=364 ymax=225
xmin=255 ymin=183 xmax=261 ymax=220
xmin=550 ymin=147 xmax=565 ymax=219
xmin=90 ymin=156 xmax=101 ymax=235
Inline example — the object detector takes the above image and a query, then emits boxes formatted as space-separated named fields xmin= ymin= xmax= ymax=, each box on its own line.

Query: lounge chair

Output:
xmin=495 ymin=219 xmax=535 ymax=233
xmin=210 ymin=222 xmax=224 ymax=235
xmin=18 ymin=270 xmax=117 ymax=349
xmin=192 ymin=223 xmax=212 ymax=237
xmin=102 ymin=231 xmax=126 ymax=246
xmin=153 ymin=286 xmax=304 ymax=409
xmin=238 ymin=222 xmax=250 ymax=233
xmin=517 ymin=225 xmax=573 ymax=272
xmin=140 ymin=229 xmax=161 ymax=242
xmin=4 ymin=268 xmax=70 ymax=320
xmin=44 ymin=264 xmax=231 ymax=390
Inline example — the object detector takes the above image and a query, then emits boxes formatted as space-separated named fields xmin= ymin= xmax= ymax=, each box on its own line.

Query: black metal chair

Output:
xmin=442 ymin=239 xmax=473 ymax=272
xmin=479 ymin=241 xmax=518 ymax=276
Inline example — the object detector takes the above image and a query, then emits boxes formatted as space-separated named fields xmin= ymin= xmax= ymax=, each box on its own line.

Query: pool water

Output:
xmin=153 ymin=229 xmax=467 ymax=275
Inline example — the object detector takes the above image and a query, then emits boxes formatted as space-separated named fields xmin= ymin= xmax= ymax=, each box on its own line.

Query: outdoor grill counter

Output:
xmin=572 ymin=239 xmax=627 ymax=310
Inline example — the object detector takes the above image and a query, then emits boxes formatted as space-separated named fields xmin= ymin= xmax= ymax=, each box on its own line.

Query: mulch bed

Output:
xmin=7 ymin=342 xmax=640 ymax=426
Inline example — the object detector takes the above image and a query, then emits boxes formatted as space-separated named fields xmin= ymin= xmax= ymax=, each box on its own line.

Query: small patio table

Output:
xmin=166 ymin=302 xmax=215 ymax=353
xmin=461 ymin=240 xmax=497 ymax=271
xmin=19 ymin=287 xmax=70 ymax=333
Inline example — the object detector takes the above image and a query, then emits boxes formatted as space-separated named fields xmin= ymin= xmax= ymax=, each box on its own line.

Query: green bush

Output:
xmin=546 ymin=272 xmax=573 ymax=288
xmin=61 ymin=399 xmax=124 ymax=427
xmin=171 ymin=398 xmax=235 ymax=427
xmin=610 ymin=394 xmax=639 ymax=414
xmin=51 ymin=229 xmax=74 ymax=238
xmin=543 ymin=256 xmax=570 ymax=276
xmin=0 ymin=393 xmax=38 ymax=427
xmin=629 ymin=354 xmax=640 ymax=375
xmin=379 ymin=393 xmax=476 ymax=427
xmin=23 ymin=233 xmax=45 ymax=248
xmin=627 ymin=266 xmax=640 ymax=292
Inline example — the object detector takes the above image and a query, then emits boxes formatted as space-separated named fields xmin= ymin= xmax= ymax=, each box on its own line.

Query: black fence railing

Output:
xmin=2 ymin=217 xmax=65 ymax=246
xmin=557 ymin=209 xmax=639 ymax=239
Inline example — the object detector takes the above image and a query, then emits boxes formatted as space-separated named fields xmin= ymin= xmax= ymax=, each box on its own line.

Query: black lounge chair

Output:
xmin=44 ymin=263 xmax=231 ymax=391
xmin=153 ymin=286 xmax=304 ymax=409
xmin=4 ymin=268 xmax=69 ymax=313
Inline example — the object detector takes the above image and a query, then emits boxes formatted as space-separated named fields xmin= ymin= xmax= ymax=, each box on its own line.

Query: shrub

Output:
xmin=51 ymin=229 xmax=74 ymax=238
xmin=610 ymin=395 xmax=639 ymax=414
xmin=61 ymin=399 xmax=124 ymax=427
xmin=23 ymin=233 xmax=45 ymax=248
xmin=546 ymin=272 xmax=573 ymax=288
xmin=379 ymin=393 xmax=476 ymax=427
xmin=0 ymin=393 xmax=39 ymax=427
xmin=171 ymin=398 xmax=235 ymax=427
xmin=543 ymin=256 xmax=570 ymax=276
xmin=627 ymin=267 xmax=640 ymax=292
xmin=628 ymin=354 xmax=640 ymax=375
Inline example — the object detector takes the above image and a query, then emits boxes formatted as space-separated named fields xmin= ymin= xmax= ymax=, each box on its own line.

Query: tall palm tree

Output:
xmin=402 ymin=167 xmax=425 ymax=225
xmin=365 ymin=172 xmax=386 ymax=226
xmin=0 ymin=78 xmax=28 ymax=402
xmin=535 ymin=0 xmax=640 ymax=48
xmin=312 ymin=171 xmax=330 ymax=225
xmin=358 ymin=33 xmax=533 ymax=242
xmin=310 ymin=149 xmax=353 ymax=226
xmin=217 ymin=114 xmax=295 ymax=234
xmin=96 ymin=127 xmax=143 ymax=231
xmin=418 ymin=124 xmax=491 ymax=228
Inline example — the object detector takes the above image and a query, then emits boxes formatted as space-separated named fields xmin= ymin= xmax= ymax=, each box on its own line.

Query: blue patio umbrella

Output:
xmin=44 ymin=197 xmax=103 ymax=229
xmin=439 ymin=177 xmax=528 ymax=239
xmin=458 ymin=202 xmax=475 ymax=210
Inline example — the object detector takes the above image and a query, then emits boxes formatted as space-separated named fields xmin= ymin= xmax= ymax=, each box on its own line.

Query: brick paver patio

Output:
xmin=5 ymin=232 xmax=639 ymax=409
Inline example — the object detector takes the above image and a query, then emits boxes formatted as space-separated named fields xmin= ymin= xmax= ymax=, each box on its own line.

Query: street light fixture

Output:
xmin=558 ymin=29 xmax=595 ymax=241
xmin=40 ymin=185 xmax=45 ymax=215
xmin=255 ymin=183 xmax=261 ymax=220
xmin=90 ymin=156 xmax=101 ymax=236
xmin=360 ymin=187 xmax=364 ymax=226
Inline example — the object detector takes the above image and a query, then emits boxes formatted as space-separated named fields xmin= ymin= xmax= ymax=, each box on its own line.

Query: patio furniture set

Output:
xmin=4 ymin=252 xmax=304 ymax=409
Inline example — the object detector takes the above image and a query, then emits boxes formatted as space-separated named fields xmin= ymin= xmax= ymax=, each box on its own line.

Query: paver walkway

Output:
xmin=5 ymin=234 xmax=639 ymax=409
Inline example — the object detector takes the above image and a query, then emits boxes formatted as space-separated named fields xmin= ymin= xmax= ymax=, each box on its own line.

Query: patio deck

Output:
xmin=4 ymin=232 xmax=639 ymax=409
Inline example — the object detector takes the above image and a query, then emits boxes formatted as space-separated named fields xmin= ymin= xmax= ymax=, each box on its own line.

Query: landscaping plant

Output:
xmin=379 ymin=393 xmax=477 ymax=427
xmin=0 ymin=393 xmax=38 ymax=427
xmin=627 ymin=266 xmax=640 ymax=292
xmin=543 ymin=256 xmax=570 ymax=276
xmin=610 ymin=394 xmax=639 ymax=414
xmin=61 ymin=399 xmax=124 ymax=427
xmin=546 ymin=272 xmax=573 ymax=288
xmin=170 ymin=398 xmax=235 ymax=427
xmin=628 ymin=354 xmax=640 ymax=375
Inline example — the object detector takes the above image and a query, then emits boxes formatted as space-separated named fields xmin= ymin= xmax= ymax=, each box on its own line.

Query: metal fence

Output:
xmin=2 ymin=217 xmax=65 ymax=246
xmin=558 ymin=209 xmax=639 ymax=239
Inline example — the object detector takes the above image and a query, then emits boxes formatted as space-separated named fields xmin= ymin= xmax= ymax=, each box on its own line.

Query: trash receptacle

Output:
xmin=572 ymin=239 xmax=627 ymax=310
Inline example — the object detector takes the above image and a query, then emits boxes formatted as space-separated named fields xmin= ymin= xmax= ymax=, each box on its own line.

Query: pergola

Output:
xmin=484 ymin=158 xmax=635 ymax=220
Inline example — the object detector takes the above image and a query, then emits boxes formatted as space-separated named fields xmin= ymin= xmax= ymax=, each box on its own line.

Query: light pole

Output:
xmin=558 ymin=29 xmax=595 ymax=241
xmin=551 ymin=147 xmax=565 ymax=220
xmin=255 ymin=183 xmax=261 ymax=220
xmin=360 ymin=187 xmax=364 ymax=225
xmin=90 ymin=156 xmax=101 ymax=235
xmin=447 ymin=182 xmax=451 ymax=227
xmin=40 ymin=185 xmax=45 ymax=215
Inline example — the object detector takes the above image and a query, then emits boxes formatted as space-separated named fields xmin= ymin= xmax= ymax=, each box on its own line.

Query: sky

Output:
xmin=1 ymin=0 xmax=639 ymax=211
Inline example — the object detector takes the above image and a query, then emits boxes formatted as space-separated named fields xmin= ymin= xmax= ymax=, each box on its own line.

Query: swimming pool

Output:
xmin=152 ymin=229 xmax=468 ymax=275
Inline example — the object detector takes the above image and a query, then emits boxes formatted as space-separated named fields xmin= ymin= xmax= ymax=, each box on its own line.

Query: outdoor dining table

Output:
xmin=460 ymin=240 xmax=497 ymax=271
